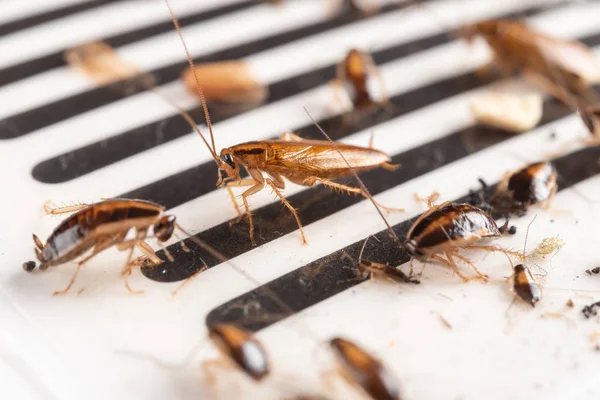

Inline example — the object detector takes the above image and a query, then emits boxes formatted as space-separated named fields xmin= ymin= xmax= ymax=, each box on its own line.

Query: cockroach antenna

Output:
xmin=303 ymin=107 xmax=403 ymax=247
xmin=163 ymin=0 xmax=219 ymax=162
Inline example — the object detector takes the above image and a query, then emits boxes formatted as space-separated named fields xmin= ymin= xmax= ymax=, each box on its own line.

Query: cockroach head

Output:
xmin=217 ymin=148 xmax=240 ymax=185
xmin=154 ymin=215 xmax=176 ymax=242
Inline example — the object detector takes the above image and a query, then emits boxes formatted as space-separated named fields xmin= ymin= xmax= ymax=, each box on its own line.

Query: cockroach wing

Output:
xmin=536 ymin=36 xmax=600 ymax=84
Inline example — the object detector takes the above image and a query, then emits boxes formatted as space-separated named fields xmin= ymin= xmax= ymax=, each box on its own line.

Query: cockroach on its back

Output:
xmin=164 ymin=4 xmax=403 ymax=245
xmin=329 ymin=49 xmax=390 ymax=115
xmin=28 ymin=199 xmax=192 ymax=295
xmin=329 ymin=337 xmax=401 ymax=400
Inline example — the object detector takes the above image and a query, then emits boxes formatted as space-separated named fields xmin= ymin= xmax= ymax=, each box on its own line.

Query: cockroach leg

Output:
xmin=438 ymin=252 xmax=486 ymax=282
xmin=452 ymin=252 xmax=488 ymax=282
xmin=136 ymin=241 xmax=162 ymax=266
xmin=53 ymin=237 xmax=115 ymax=296
xmin=467 ymin=245 xmax=525 ymax=262
xmin=304 ymin=177 xmax=404 ymax=212
xmin=171 ymin=260 xmax=208 ymax=296
xmin=328 ymin=79 xmax=351 ymax=114
xmin=265 ymin=178 xmax=307 ymax=244
xmin=414 ymin=191 xmax=441 ymax=209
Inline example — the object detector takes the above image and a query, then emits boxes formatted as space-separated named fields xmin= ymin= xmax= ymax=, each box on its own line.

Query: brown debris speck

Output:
xmin=566 ymin=299 xmax=575 ymax=308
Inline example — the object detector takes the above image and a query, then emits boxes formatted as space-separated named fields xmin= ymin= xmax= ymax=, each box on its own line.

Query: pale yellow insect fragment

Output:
xmin=470 ymin=92 xmax=543 ymax=133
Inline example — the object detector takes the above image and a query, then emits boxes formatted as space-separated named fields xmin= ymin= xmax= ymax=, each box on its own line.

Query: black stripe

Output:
xmin=0 ymin=0 xmax=126 ymax=37
xmin=0 ymin=3 xmax=405 ymax=140
xmin=0 ymin=1 xmax=259 ymax=88
xmin=205 ymin=143 xmax=600 ymax=332
xmin=32 ymin=31 xmax=452 ymax=183
xmin=137 ymin=96 xmax=571 ymax=284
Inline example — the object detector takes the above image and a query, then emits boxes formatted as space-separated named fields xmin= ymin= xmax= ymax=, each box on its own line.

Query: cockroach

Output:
xmin=492 ymin=161 xmax=558 ymax=213
xmin=307 ymin=112 xmax=521 ymax=282
xmin=64 ymin=41 xmax=155 ymax=92
xmin=461 ymin=19 xmax=600 ymax=133
xmin=207 ymin=323 xmax=270 ymax=381
xmin=164 ymin=3 xmax=403 ymax=245
xmin=347 ymin=236 xmax=420 ymax=285
xmin=504 ymin=216 xmax=542 ymax=307
xmin=28 ymin=199 xmax=197 ymax=295
xmin=329 ymin=337 xmax=401 ymax=400
xmin=180 ymin=61 xmax=269 ymax=105
xmin=513 ymin=264 xmax=541 ymax=307
xmin=329 ymin=48 xmax=390 ymax=114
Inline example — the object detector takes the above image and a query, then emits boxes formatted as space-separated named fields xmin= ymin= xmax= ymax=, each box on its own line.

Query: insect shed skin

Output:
xmin=209 ymin=323 xmax=270 ymax=381
xmin=330 ymin=337 xmax=401 ymax=400
xmin=513 ymin=264 xmax=542 ymax=307
xmin=30 ymin=199 xmax=179 ymax=295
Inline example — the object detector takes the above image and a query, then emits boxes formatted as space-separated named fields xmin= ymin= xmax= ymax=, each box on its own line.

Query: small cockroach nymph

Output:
xmin=329 ymin=49 xmax=390 ymax=115
xmin=180 ymin=60 xmax=269 ymax=105
xmin=347 ymin=236 xmax=420 ymax=285
xmin=329 ymin=337 xmax=401 ymax=400
xmin=507 ymin=216 xmax=542 ymax=307
xmin=164 ymin=3 xmax=403 ymax=245
xmin=460 ymin=19 xmax=600 ymax=112
xmin=28 ymin=199 xmax=203 ymax=295
xmin=207 ymin=323 xmax=270 ymax=382
xmin=493 ymin=161 xmax=558 ymax=214
xmin=513 ymin=264 xmax=542 ymax=307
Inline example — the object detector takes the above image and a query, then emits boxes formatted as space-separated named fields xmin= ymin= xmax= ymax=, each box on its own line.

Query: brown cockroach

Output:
xmin=164 ymin=2 xmax=403 ymax=245
xmin=492 ymin=161 xmax=558 ymax=214
xmin=329 ymin=337 xmax=401 ymax=400
xmin=28 ymin=199 xmax=201 ymax=295
xmin=461 ymin=19 xmax=600 ymax=134
xmin=64 ymin=41 xmax=155 ymax=92
xmin=180 ymin=60 xmax=269 ymax=105
xmin=329 ymin=48 xmax=390 ymax=114
xmin=207 ymin=323 xmax=270 ymax=382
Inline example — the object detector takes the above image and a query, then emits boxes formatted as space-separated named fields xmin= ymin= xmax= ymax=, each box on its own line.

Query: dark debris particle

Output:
xmin=508 ymin=225 xmax=517 ymax=235
xmin=549 ymin=131 xmax=557 ymax=140
xmin=22 ymin=261 xmax=36 ymax=272
xmin=592 ymin=267 xmax=600 ymax=274
xmin=582 ymin=301 xmax=600 ymax=319
xmin=586 ymin=270 xmax=593 ymax=276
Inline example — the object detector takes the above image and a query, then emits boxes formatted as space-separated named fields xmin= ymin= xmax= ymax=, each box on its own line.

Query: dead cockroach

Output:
xmin=64 ymin=41 xmax=155 ymax=93
xmin=329 ymin=337 xmax=401 ymax=400
xmin=493 ymin=161 xmax=558 ymax=214
xmin=164 ymin=3 xmax=403 ymax=245
xmin=329 ymin=48 xmax=390 ymax=115
xmin=206 ymin=323 xmax=270 ymax=382
xmin=28 ymin=199 xmax=198 ymax=295
xmin=461 ymin=19 xmax=600 ymax=132
xmin=180 ymin=61 xmax=269 ymax=105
